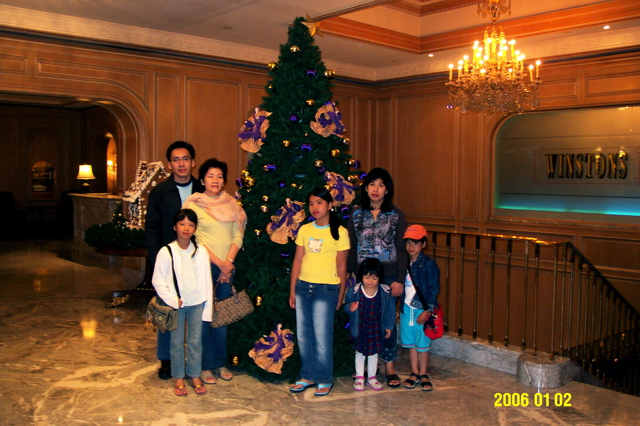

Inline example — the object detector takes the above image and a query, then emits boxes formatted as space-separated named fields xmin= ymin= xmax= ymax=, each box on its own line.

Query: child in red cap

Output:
xmin=400 ymin=224 xmax=440 ymax=391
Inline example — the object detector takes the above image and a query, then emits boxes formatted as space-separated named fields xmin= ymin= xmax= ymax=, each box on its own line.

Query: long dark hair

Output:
xmin=173 ymin=208 xmax=199 ymax=257
xmin=357 ymin=258 xmax=385 ymax=284
xmin=309 ymin=187 xmax=341 ymax=241
xmin=361 ymin=167 xmax=395 ymax=213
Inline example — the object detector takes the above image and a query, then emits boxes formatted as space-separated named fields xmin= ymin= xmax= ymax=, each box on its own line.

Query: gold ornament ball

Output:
xmin=342 ymin=137 xmax=350 ymax=146
xmin=261 ymin=195 xmax=270 ymax=203
xmin=348 ymin=159 xmax=356 ymax=167
xmin=282 ymin=140 xmax=291 ymax=148
xmin=268 ymin=62 xmax=278 ymax=71
xmin=244 ymin=176 xmax=255 ymax=187
xmin=324 ymin=184 xmax=332 ymax=191
xmin=260 ymin=205 xmax=269 ymax=213
xmin=290 ymin=183 xmax=298 ymax=188
xmin=348 ymin=174 xmax=359 ymax=183
xmin=290 ymin=45 xmax=300 ymax=53
xmin=254 ymin=295 xmax=263 ymax=306
xmin=254 ymin=229 xmax=262 ymax=237
xmin=314 ymin=160 xmax=324 ymax=168
xmin=330 ymin=149 xmax=340 ymax=158
xmin=230 ymin=355 xmax=240 ymax=366
xmin=306 ymin=99 xmax=315 ymax=106
xmin=325 ymin=69 xmax=335 ymax=78
xmin=241 ymin=169 xmax=251 ymax=178
xmin=267 ymin=84 xmax=273 ymax=89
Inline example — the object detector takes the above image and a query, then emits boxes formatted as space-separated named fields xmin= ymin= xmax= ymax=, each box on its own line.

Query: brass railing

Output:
xmin=427 ymin=231 xmax=640 ymax=396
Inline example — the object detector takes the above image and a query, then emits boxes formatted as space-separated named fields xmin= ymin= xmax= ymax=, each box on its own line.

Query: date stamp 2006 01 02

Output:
xmin=494 ymin=392 xmax=572 ymax=408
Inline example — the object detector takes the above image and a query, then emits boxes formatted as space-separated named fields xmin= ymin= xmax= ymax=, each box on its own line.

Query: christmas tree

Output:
xmin=229 ymin=16 xmax=362 ymax=382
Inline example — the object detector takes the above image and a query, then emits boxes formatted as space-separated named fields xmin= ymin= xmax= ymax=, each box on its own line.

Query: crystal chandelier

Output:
xmin=446 ymin=0 xmax=541 ymax=115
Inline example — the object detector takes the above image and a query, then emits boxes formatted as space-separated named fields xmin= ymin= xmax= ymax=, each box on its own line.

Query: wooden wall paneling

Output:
xmin=395 ymin=92 xmax=456 ymax=221
xmin=458 ymin=113 xmax=484 ymax=222
xmin=0 ymin=53 xmax=27 ymax=75
xmin=155 ymin=74 xmax=179 ymax=161
xmin=185 ymin=78 xmax=241 ymax=182
xmin=354 ymin=98 xmax=373 ymax=172
xmin=35 ymin=57 xmax=148 ymax=108
xmin=373 ymin=97 xmax=392 ymax=171
xmin=332 ymin=84 xmax=375 ymax=172
xmin=582 ymin=235 xmax=640 ymax=271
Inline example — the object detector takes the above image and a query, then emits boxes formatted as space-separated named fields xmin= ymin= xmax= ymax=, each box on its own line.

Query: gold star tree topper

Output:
xmin=302 ymin=14 xmax=323 ymax=38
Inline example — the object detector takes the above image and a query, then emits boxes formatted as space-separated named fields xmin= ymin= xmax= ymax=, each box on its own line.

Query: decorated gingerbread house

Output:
xmin=123 ymin=161 xmax=170 ymax=229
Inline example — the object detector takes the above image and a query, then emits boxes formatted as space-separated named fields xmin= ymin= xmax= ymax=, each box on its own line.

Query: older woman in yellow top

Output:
xmin=183 ymin=158 xmax=246 ymax=383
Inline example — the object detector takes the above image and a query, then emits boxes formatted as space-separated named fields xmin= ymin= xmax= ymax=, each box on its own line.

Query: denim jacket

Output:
xmin=344 ymin=283 xmax=396 ymax=339
xmin=400 ymin=252 xmax=440 ymax=313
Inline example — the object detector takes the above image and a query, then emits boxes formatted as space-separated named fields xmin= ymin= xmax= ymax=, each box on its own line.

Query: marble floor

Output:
xmin=1 ymin=239 xmax=638 ymax=425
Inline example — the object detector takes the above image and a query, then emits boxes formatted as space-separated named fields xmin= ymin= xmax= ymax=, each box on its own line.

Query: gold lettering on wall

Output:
xmin=545 ymin=151 xmax=628 ymax=179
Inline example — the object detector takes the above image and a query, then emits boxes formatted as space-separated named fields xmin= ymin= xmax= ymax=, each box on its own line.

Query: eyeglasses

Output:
xmin=171 ymin=156 xmax=192 ymax=163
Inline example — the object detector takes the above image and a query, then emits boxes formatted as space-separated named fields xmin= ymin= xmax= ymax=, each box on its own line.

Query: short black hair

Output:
xmin=198 ymin=158 xmax=228 ymax=183
xmin=357 ymin=258 xmax=385 ymax=284
xmin=166 ymin=140 xmax=196 ymax=162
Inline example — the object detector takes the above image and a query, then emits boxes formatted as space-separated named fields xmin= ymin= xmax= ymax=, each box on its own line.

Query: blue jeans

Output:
xmin=157 ymin=328 xmax=171 ymax=361
xmin=170 ymin=302 xmax=205 ymax=379
xmin=295 ymin=279 xmax=339 ymax=384
xmin=201 ymin=264 xmax=229 ymax=371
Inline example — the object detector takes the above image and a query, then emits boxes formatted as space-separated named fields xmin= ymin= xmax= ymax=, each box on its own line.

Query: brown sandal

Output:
xmin=174 ymin=379 xmax=187 ymax=397
xmin=192 ymin=378 xmax=207 ymax=395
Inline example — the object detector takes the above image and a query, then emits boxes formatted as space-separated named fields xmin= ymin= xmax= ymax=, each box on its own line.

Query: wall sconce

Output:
xmin=77 ymin=164 xmax=96 ymax=193
xmin=107 ymin=159 xmax=117 ymax=177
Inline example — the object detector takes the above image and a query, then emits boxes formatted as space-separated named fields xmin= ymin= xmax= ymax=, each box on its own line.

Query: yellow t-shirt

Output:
xmin=295 ymin=222 xmax=350 ymax=285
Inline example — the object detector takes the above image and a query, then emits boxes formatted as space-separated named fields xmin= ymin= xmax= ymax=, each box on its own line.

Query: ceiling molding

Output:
xmin=320 ymin=17 xmax=421 ymax=53
xmin=385 ymin=0 xmax=477 ymax=17
xmin=325 ymin=0 xmax=640 ymax=54
xmin=0 ymin=5 xmax=279 ymax=67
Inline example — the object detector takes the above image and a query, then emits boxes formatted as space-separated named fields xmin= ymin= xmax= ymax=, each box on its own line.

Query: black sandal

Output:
xmin=385 ymin=373 xmax=401 ymax=388
xmin=419 ymin=374 xmax=433 ymax=391
xmin=403 ymin=372 xmax=419 ymax=389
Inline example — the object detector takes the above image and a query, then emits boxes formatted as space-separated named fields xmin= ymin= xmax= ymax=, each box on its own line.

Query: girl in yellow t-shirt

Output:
xmin=288 ymin=187 xmax=350 ymax=396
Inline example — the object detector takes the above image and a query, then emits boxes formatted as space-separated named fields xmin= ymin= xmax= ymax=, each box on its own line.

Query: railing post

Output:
xmin=488 ymin=237 xmax=496 ymax=344
xmin=576 ymin=260 xmax=584 ymax=362
xmin=445 ymin=233 xmax=452 ymax=334
xmin=583 ymin=268 xmax=592 ymax=370
xmin=473 ymin=236 xmax=480 ymax=340
xmin=521 ymin=240 xmax=530 ymax=351
xmin=458 ymin=234 xmax=466 ymax=337
xmin=550 ymin=244 xmax=559 ymax=360
xmin=596 ymin=278 xmax=604 ymax=365
xmin=505 ymin=239 xmax=512 ymax=347
xmin=565 ymin=246 xmax=574 ymax=358
xmin=532 ymin=243 xmax=540 ymax=356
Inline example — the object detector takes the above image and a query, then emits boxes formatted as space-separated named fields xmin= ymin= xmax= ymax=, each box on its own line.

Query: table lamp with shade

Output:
xmin=77 ymin=164 xmax=96 ymax=193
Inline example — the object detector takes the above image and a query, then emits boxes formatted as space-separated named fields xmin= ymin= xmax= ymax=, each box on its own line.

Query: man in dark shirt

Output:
xmin=146 ymin=140 xmax=204 ymax=379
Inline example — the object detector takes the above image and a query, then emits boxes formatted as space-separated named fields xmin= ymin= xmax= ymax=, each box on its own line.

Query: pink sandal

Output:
xmin=354 ymin=376 xmax=365 ymax=391
xmin=367 ymin=376 xmax=383 ymax=391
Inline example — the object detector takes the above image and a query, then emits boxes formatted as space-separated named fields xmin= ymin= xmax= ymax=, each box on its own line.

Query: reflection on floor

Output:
xmin=1 ymin=239 xmax=638 ymax=425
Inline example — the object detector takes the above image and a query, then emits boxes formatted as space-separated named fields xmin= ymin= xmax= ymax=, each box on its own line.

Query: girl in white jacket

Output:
xmin=152 ymin=208 xmax=213 ymax=396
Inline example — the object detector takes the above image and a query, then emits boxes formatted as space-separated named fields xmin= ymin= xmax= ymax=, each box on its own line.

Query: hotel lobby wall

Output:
xmin=369 ymin=51 xmax=640 ymax=310
xmin=0 ymin=32 xmax=637 ymax=308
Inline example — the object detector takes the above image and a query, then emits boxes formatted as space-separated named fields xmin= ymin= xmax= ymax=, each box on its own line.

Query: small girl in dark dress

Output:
xmin=344 ymin=258 xmax=396 ymax=391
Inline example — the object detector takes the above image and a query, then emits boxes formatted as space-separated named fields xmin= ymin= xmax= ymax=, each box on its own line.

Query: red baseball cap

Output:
xmin=403 ymin=224 xmax=427 ymax=240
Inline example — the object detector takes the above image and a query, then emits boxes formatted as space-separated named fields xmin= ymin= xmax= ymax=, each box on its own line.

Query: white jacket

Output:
xmin=152 ymin=240 xmax=213 ymax=321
